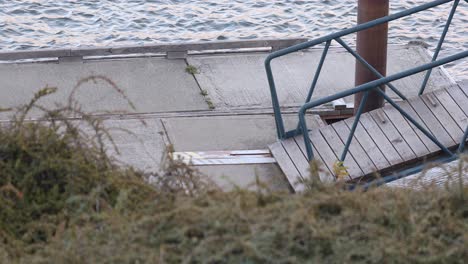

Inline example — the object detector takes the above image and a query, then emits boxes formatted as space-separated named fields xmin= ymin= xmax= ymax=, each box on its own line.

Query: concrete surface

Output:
xmin=0 ymin=57 xmax=208 ymax=119
xmin=197 ymin=164 xmax=290 ymax=191
xmin=101 ymin=118 xmax=167 ymax=172
xmin=0 ymin=42 xmax=458 ymax=191
xmin=160 ymin=113 xmax=323 ymax=191
xmin=59 ymin=113 xmax=322 ymax=191
xmin=0 ymin=44 xmax=453 ymax=121
xmin=162 ymin=113 xmax=324 ymax=151
xmin=188 ymin=45 xmax=454 ymax=109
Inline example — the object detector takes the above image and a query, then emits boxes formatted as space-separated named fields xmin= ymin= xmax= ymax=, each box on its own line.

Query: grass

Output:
xmin=199 ymin=89 xmax=215 ymax=110
xmin=205 ymin=97 xmax=215 ymax=110
xmin=185 ymin=65 xmax=199 ymax=75
xmin=186 ymin=67 xmax=215 ymax=109
xmin=0 ymin=85 xmax=467 ymax=263
xmin=200 ymin=89 xmax=208 ymax=96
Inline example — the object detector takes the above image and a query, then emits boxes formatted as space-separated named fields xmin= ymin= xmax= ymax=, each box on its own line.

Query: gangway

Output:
xmin=265 ymin=0 xmax=468 ymax=191
xmin=270 ymin=83 xmax=468 ymax=191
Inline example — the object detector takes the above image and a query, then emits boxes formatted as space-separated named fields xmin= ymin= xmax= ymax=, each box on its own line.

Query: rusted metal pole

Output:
xmin=354 ymin=0 xmax=389 ymax=113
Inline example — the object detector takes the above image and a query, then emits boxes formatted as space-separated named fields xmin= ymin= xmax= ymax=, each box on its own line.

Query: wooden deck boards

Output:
xmin=331 ymin=121 xmax=377 ymax=174
xmin=373 ymin=108 xmax=419 ymax=161
xmin=343 ymin=116 xmax=390 ymax=170
xmin=408 ymin=96 xmax=455 ymax=147
xmin=383 ymin=103 xmax=429 ymax=157
xmin=319 ymin=125 xmax=365 ymax=178
xmin=270 ymin=84 xmax=468 ymax=191
xmin=270 ymin=137 xmax=334 ymax=192
xmin=355 ymin=113 xmax=403 ymax=166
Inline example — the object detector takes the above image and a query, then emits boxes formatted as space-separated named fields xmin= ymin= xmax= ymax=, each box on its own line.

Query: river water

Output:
xmin=1 ymin=0 xmax=466 ymax=80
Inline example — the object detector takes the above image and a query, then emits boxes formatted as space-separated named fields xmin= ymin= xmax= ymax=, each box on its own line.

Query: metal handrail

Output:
xmin=419 ymin=0 xmax=461 ymax=94
xmin=265 ymin=0 xmax=467 ymax=179
xmin=265 ymin=0 xmax=461 ymax=140
xmin=458 ymin=126 xmax=468 ymax=153
xmin=298 ymin=51 xmax=468 ymax=162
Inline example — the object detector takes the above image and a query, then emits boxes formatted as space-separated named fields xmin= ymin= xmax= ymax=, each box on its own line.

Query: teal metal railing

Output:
xmin=297 ymin=53 xmax=467 ymax=161
xmin=265 ymin=0 xmax=467 ymax=174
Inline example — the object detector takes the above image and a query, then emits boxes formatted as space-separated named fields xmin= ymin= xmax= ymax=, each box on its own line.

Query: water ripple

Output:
xmin=0 ymin=0 xmax=466 ymax=80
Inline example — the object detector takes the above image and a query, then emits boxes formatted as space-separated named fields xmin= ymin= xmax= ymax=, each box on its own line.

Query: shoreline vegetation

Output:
xmin=0 ymin=84 xmax=467 ymax=263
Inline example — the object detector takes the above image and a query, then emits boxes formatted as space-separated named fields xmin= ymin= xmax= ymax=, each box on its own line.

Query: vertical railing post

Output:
xmin=265 ymin=58 xmax=286 ymax=139
xmin=458 ymin=126 xmax=468 ymax=153
xmin=299 ymin=107 xmax=314 ymax=161
xmin=341 ymin=91 xmax=369 ymax=161
xmin=305 ymin=41 xmax=332 ymax=103
xmin=355 ymin=0 xmax=389 ymax=113
xmin=419 ymin=0 xmax=460 ymax=95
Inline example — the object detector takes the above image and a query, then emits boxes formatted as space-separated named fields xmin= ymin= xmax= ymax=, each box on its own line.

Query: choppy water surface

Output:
xmin=1 ymin=0 xmax=466 ymax=80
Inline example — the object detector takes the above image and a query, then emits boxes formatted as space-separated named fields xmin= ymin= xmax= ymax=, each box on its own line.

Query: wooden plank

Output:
xmin=396 ymin=102 xmax=439 ymax=153
xmin=383 ymin=103 xmax=429 ymax=157
xmin=421 ymin=93 xmax=463 ymax=143
xmin=275 ymin=87 xmax=466 ymax=186
xmin=309 ymin=130 xmax=345 ymax=179
xmin=281 ymin=139 xmax=310 ymax=181
xmin=312 ymin=114 xmax=328 ymax=127
xmin=294 ymin=136 xmax=334 ymax=183
xmin=358 ymin=113 xmax=403 ymax=166
xmin=408 ymin=96 xmax=455 ymax=147
xmin=371 ymin=108 xmax=418 ymax=161
xmin=318 ymin=126 xmax=364 ymax=179
xmin=434 ymin=89 xmax=468 ymax=131
xmin=459 ymin=81 xmax=468 ymax=96
xmin=445 ymin=86 xmax=468 ymax=116
xmin=331 ymin=121 xmax=377 ymax=175
xmin=0 ymin=38 xmax=308 ymax=61
xmin=343 ymin=116 xmax=391 ymax=170
xmin=269 ymin=142 xmax=304 ymax=192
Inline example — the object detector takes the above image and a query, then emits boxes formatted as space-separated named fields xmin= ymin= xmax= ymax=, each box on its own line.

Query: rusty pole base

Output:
xmin=354 ymin=0 xmax=389 ymax=114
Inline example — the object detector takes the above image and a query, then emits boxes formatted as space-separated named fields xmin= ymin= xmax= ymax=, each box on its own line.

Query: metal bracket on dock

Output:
xmin=331 ymin=99 xmax=348 ymax=110
xmin=166 ymin=51 xmax=188 ymax=59
xmin=58 ymin=56 xmax=83 ymax=63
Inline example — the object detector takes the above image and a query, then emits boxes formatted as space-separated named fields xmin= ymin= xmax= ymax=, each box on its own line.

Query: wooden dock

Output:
xmin=270 ymin=82 xmax=468 ymax=192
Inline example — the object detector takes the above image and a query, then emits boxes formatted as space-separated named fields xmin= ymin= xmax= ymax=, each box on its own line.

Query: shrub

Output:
xmin=0 ymin=82 xmax=466 ymax=263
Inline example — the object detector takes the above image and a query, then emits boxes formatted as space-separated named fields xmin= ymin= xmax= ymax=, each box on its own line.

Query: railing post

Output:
xmin=419 ymin=0 xmax=460 ymax=95
xmin=355 ymin=0 xmax=389 ymax=113
xmin=458 ymin=125 xmax=468 ymax=153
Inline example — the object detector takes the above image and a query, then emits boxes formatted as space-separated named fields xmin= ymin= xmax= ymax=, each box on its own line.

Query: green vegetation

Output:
xmin=199 ymin=89 xmax=215 ymax=110
xmin=185 ymin=65 xmax=199 ymax=75
xmin=200 ymin=89 xmax=208 ymax=96
xmin=185 ymin=66 xmax=215 ymax=109
xmin=0 ymin=86 xmax=467 ymax=263
xmin=205 ymin=97 xmax=215 ymax=110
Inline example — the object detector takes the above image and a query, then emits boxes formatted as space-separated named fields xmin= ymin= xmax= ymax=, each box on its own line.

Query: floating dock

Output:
xmin=0 ymin=39 xmax=460 ymax=191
